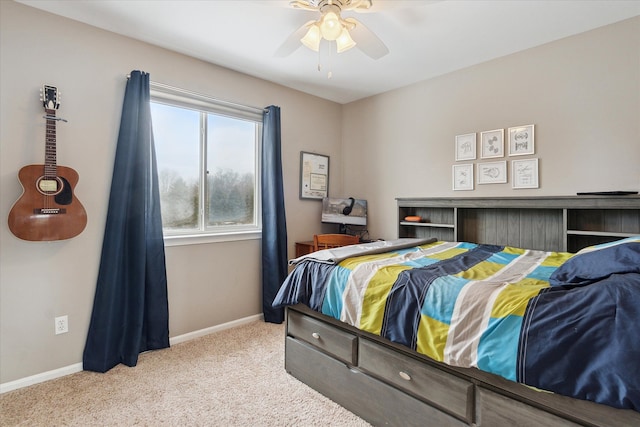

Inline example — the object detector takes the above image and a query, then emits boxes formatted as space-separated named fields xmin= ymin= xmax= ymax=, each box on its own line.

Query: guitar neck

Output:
xmin=44 ymin=108 xmax=57 ymax=178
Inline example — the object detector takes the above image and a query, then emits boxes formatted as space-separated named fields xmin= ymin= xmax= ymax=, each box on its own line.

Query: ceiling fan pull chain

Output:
xmin=314 ymin=38 xmax=334 ymax=79
xmin=327 ymin=41 xmax=333 ymax=79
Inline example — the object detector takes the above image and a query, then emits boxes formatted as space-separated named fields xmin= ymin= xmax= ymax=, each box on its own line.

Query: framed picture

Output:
xmin=480 ymin=129 xmax=504 ymax=159
xmin=455 ymin=133 xmax=476 ymax=161
xmin=300 ymin=151 xmax=329 ymax=200
xmin=452 ymin=163 xmax=474 ymax=191
xmin=508 ymin=124 xmax=535 ymax=156
xmin=477 ymin=161 xmax=507 ymax=184
xmin=512 ymin=158 xmax=539 ymax=189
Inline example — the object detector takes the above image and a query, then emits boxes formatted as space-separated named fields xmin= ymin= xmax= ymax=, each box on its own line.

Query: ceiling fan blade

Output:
xmin=345 ymin=17 xmax=389 ymax=60
xmin=354 ymin=0 xmax=441 ymax=13
xmin=275 ymin=20 xmax=315 ymax=57
xmin=289 ymin=1 xmax=319 ymax=12
xmin=290 ymin=0 xmax=374 ymax=12
xmin=343 ymin=0 xmax=373 ymax=12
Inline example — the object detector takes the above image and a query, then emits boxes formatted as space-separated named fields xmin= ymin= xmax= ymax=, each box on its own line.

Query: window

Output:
xmin=150 ymin=85 xmax=262 ymax=244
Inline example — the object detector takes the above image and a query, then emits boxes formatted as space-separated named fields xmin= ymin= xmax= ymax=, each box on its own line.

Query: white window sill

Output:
xmin=163 ymin=230 xmax=262 ymax=247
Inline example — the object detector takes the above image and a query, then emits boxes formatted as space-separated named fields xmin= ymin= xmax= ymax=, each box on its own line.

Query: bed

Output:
xmin=273 ymin=236 xmax=640 ymax=426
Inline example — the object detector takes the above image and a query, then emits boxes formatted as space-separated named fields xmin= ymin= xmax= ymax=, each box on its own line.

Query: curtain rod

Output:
xmin=126 ymin=74 xmax=268 ymax=114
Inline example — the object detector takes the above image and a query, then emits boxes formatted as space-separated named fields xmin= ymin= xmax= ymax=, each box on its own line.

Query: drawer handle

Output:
xmin=311 ymin=332 xmax=321 ymax=340
xmin=398 ymin=371 xmax=412 ymax=381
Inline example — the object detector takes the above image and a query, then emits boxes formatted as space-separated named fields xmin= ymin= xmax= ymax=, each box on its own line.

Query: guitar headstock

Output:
xmin=40 ymin=85 xmax=60 ymax=110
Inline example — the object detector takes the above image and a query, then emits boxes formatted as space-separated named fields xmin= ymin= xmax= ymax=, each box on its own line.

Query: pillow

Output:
xmin=549 ymin=236 xmax=640 ymax=286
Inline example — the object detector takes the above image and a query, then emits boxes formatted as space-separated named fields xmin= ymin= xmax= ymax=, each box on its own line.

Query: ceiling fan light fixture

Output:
xmin=336 ymin=27 xmax=356 ymax=53
xmin=301 ymin=24 xmax=321 ymax=51
xmin=320 ymin=11 xmax=342 ymax=40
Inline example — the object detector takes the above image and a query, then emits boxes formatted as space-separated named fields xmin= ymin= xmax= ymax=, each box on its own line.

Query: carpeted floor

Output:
xmin=0 ymin=320 xmax=370 ymax=426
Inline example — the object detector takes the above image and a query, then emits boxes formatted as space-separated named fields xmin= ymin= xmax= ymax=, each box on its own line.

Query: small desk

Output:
xmin=295 ymin=241 xmax=315 ymax=258
xmin=295 ymin=237 xmax=365 ymax=257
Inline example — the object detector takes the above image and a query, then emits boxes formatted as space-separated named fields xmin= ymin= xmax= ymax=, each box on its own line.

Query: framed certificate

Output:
xmin=300 ymin=151 xmax=329 ymax=200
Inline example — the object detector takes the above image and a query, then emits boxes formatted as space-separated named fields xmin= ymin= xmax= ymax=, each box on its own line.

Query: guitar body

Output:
xmin=8 ymin=164 xmax=87 ymax=241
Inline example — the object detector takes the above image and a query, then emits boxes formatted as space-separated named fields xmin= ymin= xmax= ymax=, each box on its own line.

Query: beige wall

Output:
xmin=1 ymin=1 xmax=638 ymax=387
xmin=342 ymin=17 xmax=640 ymax=240
xmin=0 ymin=1 xmax=342 ymax=385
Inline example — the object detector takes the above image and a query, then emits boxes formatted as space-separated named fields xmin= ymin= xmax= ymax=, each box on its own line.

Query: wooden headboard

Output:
xmin=397 ymin=196 xmax=640 ymax=252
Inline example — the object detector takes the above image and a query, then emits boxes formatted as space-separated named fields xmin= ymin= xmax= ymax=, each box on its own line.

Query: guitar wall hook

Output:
xmin=43 ymin=115 xmax=68 ymax=122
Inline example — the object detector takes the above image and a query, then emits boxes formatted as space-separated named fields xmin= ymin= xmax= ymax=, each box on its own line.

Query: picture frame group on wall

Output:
xmin=453 ymin=124 xmax=537 ymax=190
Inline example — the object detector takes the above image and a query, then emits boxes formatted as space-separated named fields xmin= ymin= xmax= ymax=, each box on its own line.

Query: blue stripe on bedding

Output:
xmin=422 ymin=275 xmax=470 ymax=325
xmin=321 ymin=265 xmax=352 ymax=318
xmin=478 ymin=314 xmax=522 ymax=380
xmin=526 ymin=265 xmax=557 ymax=282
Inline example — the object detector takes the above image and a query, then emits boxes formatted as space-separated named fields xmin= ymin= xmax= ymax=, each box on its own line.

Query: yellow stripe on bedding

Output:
xmin=540 ymin=251 xmax=574 ymax=267
xmin=456 ymin=260 xmax=508 ymax=281
xmin=502 ymin=246 xmax=527 ymax=255
xmin=359 ymin=264 xmax=412 ymax=335
xmin=416 ymin=315 xmax=449 ymax=362
xmin=491 ymin=280 xmax=549 ymax=318
xmin=428 ymin=246 xmax=469 ymax=261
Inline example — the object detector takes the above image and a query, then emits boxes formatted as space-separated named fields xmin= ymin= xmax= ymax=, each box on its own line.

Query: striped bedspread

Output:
xmin=274 ymin=238 xmax=640 ymax=411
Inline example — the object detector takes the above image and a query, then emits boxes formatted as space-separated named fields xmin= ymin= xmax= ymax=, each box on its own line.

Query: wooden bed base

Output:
xmin=284 ymin=197 xmax=640 ymax=426
xmin=285 ymin=304 xmax=640 ymax=427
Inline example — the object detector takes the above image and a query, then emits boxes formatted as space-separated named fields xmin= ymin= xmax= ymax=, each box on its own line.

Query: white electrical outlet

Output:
xmin=55 ymin=315 xmax=69 ymax=335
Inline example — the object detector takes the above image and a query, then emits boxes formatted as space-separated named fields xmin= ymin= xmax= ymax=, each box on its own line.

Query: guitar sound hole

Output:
xmin=36 ymin=176 xmax=64 ymax=196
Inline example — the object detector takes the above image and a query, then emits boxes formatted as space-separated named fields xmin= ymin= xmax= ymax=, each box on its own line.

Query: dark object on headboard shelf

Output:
xmin=577 ymin=191 xmax=638 ymax=195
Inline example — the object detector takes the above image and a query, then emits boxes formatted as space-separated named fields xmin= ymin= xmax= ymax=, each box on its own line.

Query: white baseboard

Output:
xmin=169 ymin=313 xmax=263 ymax=345
xmin=0 ymin=313 xmax=264 ymax=394
xmin=0 ymin=363 xmax=84 ymax=394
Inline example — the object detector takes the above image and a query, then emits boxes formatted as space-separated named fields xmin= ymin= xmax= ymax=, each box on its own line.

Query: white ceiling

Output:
xmin=16 ymin=0 xmax=640 ymax=104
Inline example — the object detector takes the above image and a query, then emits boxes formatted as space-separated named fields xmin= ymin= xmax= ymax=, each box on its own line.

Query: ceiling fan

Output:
xmin=276 ymin=0 xmax=389 ymax=60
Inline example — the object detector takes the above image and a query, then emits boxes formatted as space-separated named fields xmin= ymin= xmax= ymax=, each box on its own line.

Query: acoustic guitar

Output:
xmin=8 ymin=85 xmax=87 ymax=241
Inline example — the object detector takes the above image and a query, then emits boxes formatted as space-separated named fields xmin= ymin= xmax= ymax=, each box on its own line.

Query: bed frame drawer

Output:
xmin=287 ymin=309 xmax=357 ymax=365
xmin=476 ymin=388 xmax=581 ymax=427
xmin=286 ymin=337 xmax=467 ymax=427
xmin=358 ymin=337 xmax=473 ymax=423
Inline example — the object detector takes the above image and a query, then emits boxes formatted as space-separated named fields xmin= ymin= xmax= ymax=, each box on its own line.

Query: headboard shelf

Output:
xmin=397 ymin=196 xmax=640 ymax=252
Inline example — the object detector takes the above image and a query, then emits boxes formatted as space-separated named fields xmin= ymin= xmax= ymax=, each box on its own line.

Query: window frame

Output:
xmin=150 ymin=83 xmax=263 ymax=246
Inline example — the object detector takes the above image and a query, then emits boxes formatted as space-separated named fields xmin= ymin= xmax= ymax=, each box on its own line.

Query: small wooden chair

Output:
xmin=313 ymin=233 xmax=359 ymax=251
